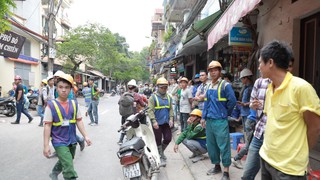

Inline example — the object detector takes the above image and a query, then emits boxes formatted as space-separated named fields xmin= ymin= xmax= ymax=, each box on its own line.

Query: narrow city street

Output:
xmin=0 ymin=95 xmax=194 ymax=180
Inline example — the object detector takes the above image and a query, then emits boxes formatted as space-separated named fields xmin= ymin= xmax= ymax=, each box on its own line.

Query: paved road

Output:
xmin=0 ymin=95 xmax=193 ymax=180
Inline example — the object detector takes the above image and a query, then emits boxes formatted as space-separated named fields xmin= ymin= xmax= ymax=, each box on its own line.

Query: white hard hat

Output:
xmin=47 ymin=75 xmax=54 ymax=81
xmin=53 ymin=70 xmax=65 ymax=77
xmin=240 ymin=68 xmax=253 ymax=79
xmin=127 ymin=79 xmax=137 ymax=87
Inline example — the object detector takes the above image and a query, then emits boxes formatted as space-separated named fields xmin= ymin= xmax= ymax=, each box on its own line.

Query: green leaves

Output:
xmin=0 ymin=0 xmax=16 ymax=33
xmin=56 ymin=23 xmax=150 ymax=82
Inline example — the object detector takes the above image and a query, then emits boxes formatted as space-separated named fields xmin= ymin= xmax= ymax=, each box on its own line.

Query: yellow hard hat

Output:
xmin=156 ymin=77 xmax=169 ymax=86
xmin=207 ymin=60 xmax=222 ymax=71
xmin=73 ymin=82 xmax=77 ymax=85
xmin=57 ymin=74 xmax=74 ymax=87
xmin=83 ymin=82 xmax=88 ymax=86
xmin=180 ymin=77 xmax=188 ymax=83
xmin=190 ymin=109 xmax=202 ymax=117
xmin=42 ymin=79 xmax=48 ymax=85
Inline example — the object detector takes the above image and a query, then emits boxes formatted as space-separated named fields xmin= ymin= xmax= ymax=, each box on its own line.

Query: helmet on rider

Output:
xmin=190 ymin=109 xmax=202 ymax=118
xmin=207 ymin=61 xmax=222 ymax=71
xmin=14 ymin=75 xmax=22 ymax=80
xmin=47 ymin=75 xmax=54 ymax=81
xmin=127 ymin=79 xmax=137 ymax=87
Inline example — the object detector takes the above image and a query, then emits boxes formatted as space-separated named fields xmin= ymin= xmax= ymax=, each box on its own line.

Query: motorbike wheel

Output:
xmin=5 ymin=105 xmax=16 ymax=117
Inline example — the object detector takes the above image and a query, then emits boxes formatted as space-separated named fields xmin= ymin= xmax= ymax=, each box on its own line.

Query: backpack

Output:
xmin=118 ymin=92 xmax=135 ymax=117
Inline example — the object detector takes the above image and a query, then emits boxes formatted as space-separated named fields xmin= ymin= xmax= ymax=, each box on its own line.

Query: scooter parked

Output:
xmin=117 ymin=107 xmax=160 ymax=180
xmin=0 ymin=96 xmax=16 ymax=117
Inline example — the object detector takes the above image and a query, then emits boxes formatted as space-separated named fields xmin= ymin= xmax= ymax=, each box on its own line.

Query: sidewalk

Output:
xmin=170 ymin=130 xmax=262 ymax=180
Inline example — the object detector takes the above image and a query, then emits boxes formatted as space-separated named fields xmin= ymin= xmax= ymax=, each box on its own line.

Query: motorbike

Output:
xmin=110 ymin=89 xmax=116 ymax=97
xmin=99 ymin=90 xmax=105 ymax=97
xmin=27 ymin=94 xmax=38 ymax=110
xmin=0 ymin=96 xmax=16 ymax=117
xmin=117 ymin=107 xmax=160 ymax=180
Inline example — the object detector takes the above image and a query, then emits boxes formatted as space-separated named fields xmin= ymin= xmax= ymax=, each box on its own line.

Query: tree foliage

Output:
xmin=0 ymin=0 xmax=16 ymax=33
xmin=57 ymin=23 xmax=150 ymax=83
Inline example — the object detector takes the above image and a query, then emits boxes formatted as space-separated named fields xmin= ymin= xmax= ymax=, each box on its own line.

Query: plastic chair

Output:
xmin=309 ymin=169 xmax=320 ymax=180
xmin=237 ymin=143 xmax=247 ymax=160
xmin=230 ymin=132 xmax=244 ymax=150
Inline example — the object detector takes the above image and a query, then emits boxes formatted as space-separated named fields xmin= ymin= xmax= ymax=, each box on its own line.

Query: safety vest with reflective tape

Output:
xmin=152 ymin=94 xmax=172 ymax=125
xmin=47 ymin=99 xmax=78 ymax=147
xmin=204 ymin=80 xmax=226 ymax=102
xmin=91 ymin=85 xmax=99 ymax=100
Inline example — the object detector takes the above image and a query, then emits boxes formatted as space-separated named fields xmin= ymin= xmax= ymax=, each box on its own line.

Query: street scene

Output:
xmin=1 ymin=0 xmax=320 ymax=180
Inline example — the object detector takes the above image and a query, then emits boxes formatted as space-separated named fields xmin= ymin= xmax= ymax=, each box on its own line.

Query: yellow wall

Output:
xmin=0 ymin=57 xmax=15 ymax=97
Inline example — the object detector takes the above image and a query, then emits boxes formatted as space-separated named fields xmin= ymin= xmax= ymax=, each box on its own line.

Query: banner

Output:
xmin=0 ymin=31 xmax=26 ymax=58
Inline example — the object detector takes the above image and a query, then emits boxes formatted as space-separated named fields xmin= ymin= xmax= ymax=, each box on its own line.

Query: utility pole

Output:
xmin=47 ymin=0 xmax=56 ymax=76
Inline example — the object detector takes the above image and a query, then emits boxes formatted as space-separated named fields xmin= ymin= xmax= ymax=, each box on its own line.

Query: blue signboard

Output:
xmin=229 ymin=27 xmax=252 ymax=46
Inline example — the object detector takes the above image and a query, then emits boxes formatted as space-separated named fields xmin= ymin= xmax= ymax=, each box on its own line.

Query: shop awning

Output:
xmin=207 ymin=0 xmax=261 ymax=50
xmin=7 ymin=54 xmax=39 ymax=65
xmin=153 ymin=55 xmax=175 ymax=65
xmin=88 ymin=70 xmax=106 ymax=78
xmin=177 ymin=35 xmax=206 ymax=56
xmin=184 ymin=10 xmax=222 ymax=45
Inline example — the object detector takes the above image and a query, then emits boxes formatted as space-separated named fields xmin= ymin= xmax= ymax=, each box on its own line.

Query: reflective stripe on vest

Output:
xmin=154 ymin=94 xmax=171 ymax=109
xmin=194 ymin=124 xmax=206 ymax=139
xmin=52 ymin=100 xmax=77 ymax=126
xmin=204 ymin=80 xmax=226 ymax=101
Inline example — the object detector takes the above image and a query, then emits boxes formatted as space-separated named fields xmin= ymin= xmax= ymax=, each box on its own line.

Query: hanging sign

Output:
xmin=229 ymin=27 xmax=253 ymax=46
xmin=0 ymin=31 xmax=26 ymax=58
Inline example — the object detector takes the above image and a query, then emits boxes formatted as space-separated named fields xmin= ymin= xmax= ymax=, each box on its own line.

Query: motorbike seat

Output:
xmin=119 ymin=137 xmax=145 ymax=152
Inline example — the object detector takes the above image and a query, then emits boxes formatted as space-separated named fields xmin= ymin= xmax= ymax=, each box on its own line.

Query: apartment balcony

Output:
xmin=164 ymin=0 xmax=198 ymax=23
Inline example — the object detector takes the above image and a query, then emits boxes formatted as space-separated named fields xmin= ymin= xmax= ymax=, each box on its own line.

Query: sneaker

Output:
xmin=79 ymin=140 xmax=85 ymax=151
xmin=49 ymin=173 xmax=58 ymax=180
xmin=28 ymin=118 xmax=33 ymax=123
xmin=189 ymin=153 xmax=198 ymax=159
xmin=88 ymin=122 xmax=94 ymax=125
xmin=221 ymin=172 xmax=230 ymax=180
xmin=191 ymin=155 xmax=205 ymax=163
xmin=11 ymin=121 xmax=19 ymax=124
xmin=90 ymin=123 xmax=97 ymax=126
xmin=207 ymin=165 xmax=222 ymax=175
xmin=232 ymin=158 xmax=243 ymax=169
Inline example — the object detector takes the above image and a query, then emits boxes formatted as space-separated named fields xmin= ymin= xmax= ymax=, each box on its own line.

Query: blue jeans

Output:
xmin=241 ymin=136 xmax=263 ymax=180
xmin=15 ymin=100 xmax=32 ymax=123
xmin=180 ymin=113 xmax=189 ymax=132
xmin=88 ymin=100 xmax=99 ymax=124
xmin=37 ymin=105 xmax=44 ymax=125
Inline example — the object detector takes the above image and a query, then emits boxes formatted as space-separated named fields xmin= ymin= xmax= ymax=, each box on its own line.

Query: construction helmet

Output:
xmin=207 ymin=61 xmax=222 ymax=71
xmin=73 ymin=82 xmax=77 ymax=85
xmin=47 ymin=75 xmax=54 ymax=81
xmin=127 ymin=79 xmax=137 ymax=87
xmin=42 ymin=79 xmax=48 ymax=85
xmin=156 ymin=77 xmax=169 ymax=86
xmin=57 ymin=73 xmax=74 ymax=87
xmin=194 ymin=74 xmax=200 ymax=79
xmin=239 ymin=68 xmax=253 ymax=79
xmin=190 ymin=109 xmax=202 ymax=117
xmin=180 ymin=77 xmax=188 ymax=83
xmin=14 ymin=75 xmax=22 ymax=80
xmin=53 ymin=70 xmax=65 ymax=77
xmin=83 ymin=82 xmax=88 ymax=86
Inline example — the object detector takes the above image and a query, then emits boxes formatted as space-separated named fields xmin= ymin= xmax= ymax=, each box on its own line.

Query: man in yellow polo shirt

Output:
xmin=258 ymin=40 xmax=320 ymax=179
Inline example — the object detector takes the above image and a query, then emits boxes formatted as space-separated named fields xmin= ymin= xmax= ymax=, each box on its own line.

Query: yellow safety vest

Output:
xmin=154 ymin=94 xmax=171 ymax=109
xmin=52 ymin=100 xmax=77 ymax=126
xmin=204 ymin=80 xmax=227 ymax=102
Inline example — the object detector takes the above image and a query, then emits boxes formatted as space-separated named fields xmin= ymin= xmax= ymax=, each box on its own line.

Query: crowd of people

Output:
xmin=4 ymin=40 xmax=320 ymax=180
xmin=117 ymin=40 xmax=320 ymax=180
